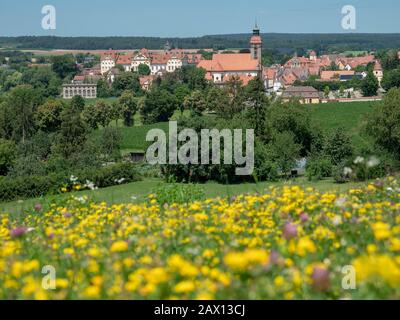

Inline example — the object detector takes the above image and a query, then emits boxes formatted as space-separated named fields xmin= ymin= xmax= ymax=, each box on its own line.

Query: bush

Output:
xmin=333 ymin=162 xmax=351 ymax=184
xmin=0 ymin=163 xmax=142 ymax=202
xmin=306 ymin=156 xmax=332 ymax=181
xmin=74 ymin=162 xmax=141 ymax=188
xmin=0 ymin=174 xmax=63 ymax=202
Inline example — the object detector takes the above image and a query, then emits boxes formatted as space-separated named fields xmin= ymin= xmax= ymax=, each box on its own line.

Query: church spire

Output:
xmin=253 ymin=20 xmax=260 ymax=36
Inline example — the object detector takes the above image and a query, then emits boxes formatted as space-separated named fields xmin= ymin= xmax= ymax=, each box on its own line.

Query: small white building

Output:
xmin=62 ymin=83 xmax=97 ymax=99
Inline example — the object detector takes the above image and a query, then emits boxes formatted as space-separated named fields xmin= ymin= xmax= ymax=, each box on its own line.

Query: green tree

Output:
xmin=0 ymin=139 xmax=16 ymax=175
xmin=366 ymin=88 xmax=400 ymax=158
xmin=245 ymin=77 xmax=269 ymax=138
xmin=97 ymin=78 xmax=112 ymax=98
xmin=180 ymin=66 xmax=207 ymax=90
xmin=7 ymin=85 xmax=41 ymax=143
xmin=53 ymin=100 xmax=88 ymax=159
xmin=361 ymin=71 xmax=379 ymax=97
xmin=34 ymin=99 xmax=65 ymax=132
xmin=82 ymin=101 xmax=112 ymax=129
xmin=101 ymin=127 xmax=122 ymax=161
xmin=21 ymin=67 xmax=61 ymax=97
xmin=206 ymin=86 xmax=230 ymax=117
xmin=138 ymin=64 xmax=151 ymax=76
xmin=110 ymin=101 xmax=122 ymax=127
xmin=266 ymin=100 xmax=315 ymax=156
xmin=224 ymin=75 xmax=245 ymax=118
xmin=51 ymin=55 xmax=77 ymax=79
xmin=324 ymin=128 xmax=354 ymax=165
xmin=70 ymin=95 xmax=86 ymax=112
xmin=381 ymin=68 xmax=400 ymax=91
xmin=119 ymin=91 xmax=138 ymax=127
xmin=183 ymin=90 xmax=207 ymax=116
xmin=174 ymin=84 xmax=191 ymax=114
xmin=112 ymin=72 xmax=141 ymax=95
xmin=267 ymin=131 xmax=301 ymax=177
xmin=141 ymin=89 xmax=178 ymax=124
xmin=324 ymin=86 xmax=330 ymax=98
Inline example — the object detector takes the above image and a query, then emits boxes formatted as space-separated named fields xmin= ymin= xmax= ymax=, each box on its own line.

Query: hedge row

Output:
xmin=0 ymin=162 xmax=141 ymax=202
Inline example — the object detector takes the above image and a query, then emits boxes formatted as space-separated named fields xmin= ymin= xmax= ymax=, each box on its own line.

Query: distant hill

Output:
xmin=1 ymin=33 xmax=400 ymax=52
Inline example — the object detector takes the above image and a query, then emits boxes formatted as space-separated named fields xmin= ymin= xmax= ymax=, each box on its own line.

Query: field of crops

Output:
xmin=0 ymin=177 xmax=399 ymax=300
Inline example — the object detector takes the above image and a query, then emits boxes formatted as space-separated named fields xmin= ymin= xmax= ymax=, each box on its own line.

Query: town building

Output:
xmin=282 ymin=86 xmax=321 ymax=104
xmin=373 ymin=60 xmax=384 ymax=84
xmin=335 ymin=55 xmax=375 ymax=71
xmin=320 ymin=70 xmax=356 ymax=81
xmin=197 ymin=25 xmax=262 ymax=85
xmin=62 ymin=83 xmax=97 ymax=99
xmin=100 ymin=47 xmax=202 ymax=76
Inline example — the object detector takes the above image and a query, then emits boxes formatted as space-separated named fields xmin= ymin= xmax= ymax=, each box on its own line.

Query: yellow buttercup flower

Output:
xmin=110 ymin=241 xmax=128 ymax=253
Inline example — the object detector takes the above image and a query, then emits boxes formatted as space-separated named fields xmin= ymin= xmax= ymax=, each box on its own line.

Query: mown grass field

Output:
xmin=108 ymin=101 xmax=378 ymax=152
xmin=308 ymin=101 xmax=376 ymax=149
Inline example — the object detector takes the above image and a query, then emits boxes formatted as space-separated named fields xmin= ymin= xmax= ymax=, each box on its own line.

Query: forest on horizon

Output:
xmin=1 ymin=33 xmax=400 ymax=52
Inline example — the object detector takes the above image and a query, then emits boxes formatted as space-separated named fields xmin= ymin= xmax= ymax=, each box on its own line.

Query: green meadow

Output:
xmin=0 ymin=100 xmax=380 ymax=213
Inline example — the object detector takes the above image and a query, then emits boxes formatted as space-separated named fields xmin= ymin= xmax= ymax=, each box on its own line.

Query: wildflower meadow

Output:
xmin=0 ymin=177 xmax=399 ymax=300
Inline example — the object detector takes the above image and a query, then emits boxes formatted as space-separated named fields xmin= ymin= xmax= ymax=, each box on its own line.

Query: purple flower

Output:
xmin=300 ymin=212 xmax=309 ymax=223
xmin=34 ymin=204 xmax=43 ymax=212
xmin=283 ymin=223 xmax=298 ymax=240
xmin=312 ymin=267 xmax=331 ymax=292
xmin=10 ymin=227 xmax=28 ymax=238
xmin=374 ymin=180 xmax=384 ymax=189
xmin=269 ymin=250 xmax=281 ymax=266
xmin=63 ymin=212 xmax=72 ymax=218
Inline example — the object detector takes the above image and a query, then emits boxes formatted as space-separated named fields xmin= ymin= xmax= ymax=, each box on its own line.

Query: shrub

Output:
xmin=0 ymin=163 xmax=142 ymax=202
xmin=74 ymin=162 xmax=141 ymax=188
xmin=306 ymin=156 xmax=332 ymax=181
xmin=333 ymin=162 xmax=352 ymax=184
xmin=0 ymin=174 xmax=64 ymax=202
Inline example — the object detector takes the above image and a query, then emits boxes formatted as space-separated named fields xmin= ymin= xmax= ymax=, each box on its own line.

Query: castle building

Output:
xmin=100 ymin=47 xmax=201 ymax=76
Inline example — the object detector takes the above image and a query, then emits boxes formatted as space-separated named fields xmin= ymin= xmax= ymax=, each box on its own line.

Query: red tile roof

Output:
xmin=116 ymin=54 xmax=133 ymax=65
xmin=320 ymin=70 xmax=355 ymax=81
xmin=374 ymin=60 xmax=382 ymax=71
xmin=263 ymin=67 xmax=277 ymax=79
xmin=198 ymin=53 xmax=259 ymax=72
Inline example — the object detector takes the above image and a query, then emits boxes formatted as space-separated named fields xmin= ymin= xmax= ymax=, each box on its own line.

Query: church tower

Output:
xmin=250 ymin=23 xmax=263 ymax=72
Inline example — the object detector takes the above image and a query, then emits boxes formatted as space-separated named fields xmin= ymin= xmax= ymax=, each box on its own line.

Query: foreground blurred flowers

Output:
xmin=0 ymin=178 xmax=399 ymax=300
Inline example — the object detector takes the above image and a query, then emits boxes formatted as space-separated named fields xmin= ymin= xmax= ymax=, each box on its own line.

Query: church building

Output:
xmin=197 ymin=24 xmax=263 ymax=85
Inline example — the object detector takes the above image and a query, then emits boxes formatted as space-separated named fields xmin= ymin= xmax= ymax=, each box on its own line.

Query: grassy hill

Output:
xmin=308 ymin=101 xmax=376 ymax=149
xmin=106 ymin=100 xmax=378 ymax=153
xmin=1 ymin=100 xmax=379 ymax=212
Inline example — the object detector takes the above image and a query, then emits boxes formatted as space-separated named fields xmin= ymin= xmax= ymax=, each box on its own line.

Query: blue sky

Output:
xmin=0 ymin=0 xmax=399 ymax=37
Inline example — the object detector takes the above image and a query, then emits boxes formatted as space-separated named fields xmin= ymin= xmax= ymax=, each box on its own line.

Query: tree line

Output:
xmin=1 ymin=33 xmax=400 ymax=51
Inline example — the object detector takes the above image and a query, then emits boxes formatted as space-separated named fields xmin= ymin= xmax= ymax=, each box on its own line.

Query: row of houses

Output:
xmin=62 ymin=25 xmax=386 ymax=102
xmin=100 ymin=47 xmax=202 ymax=76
